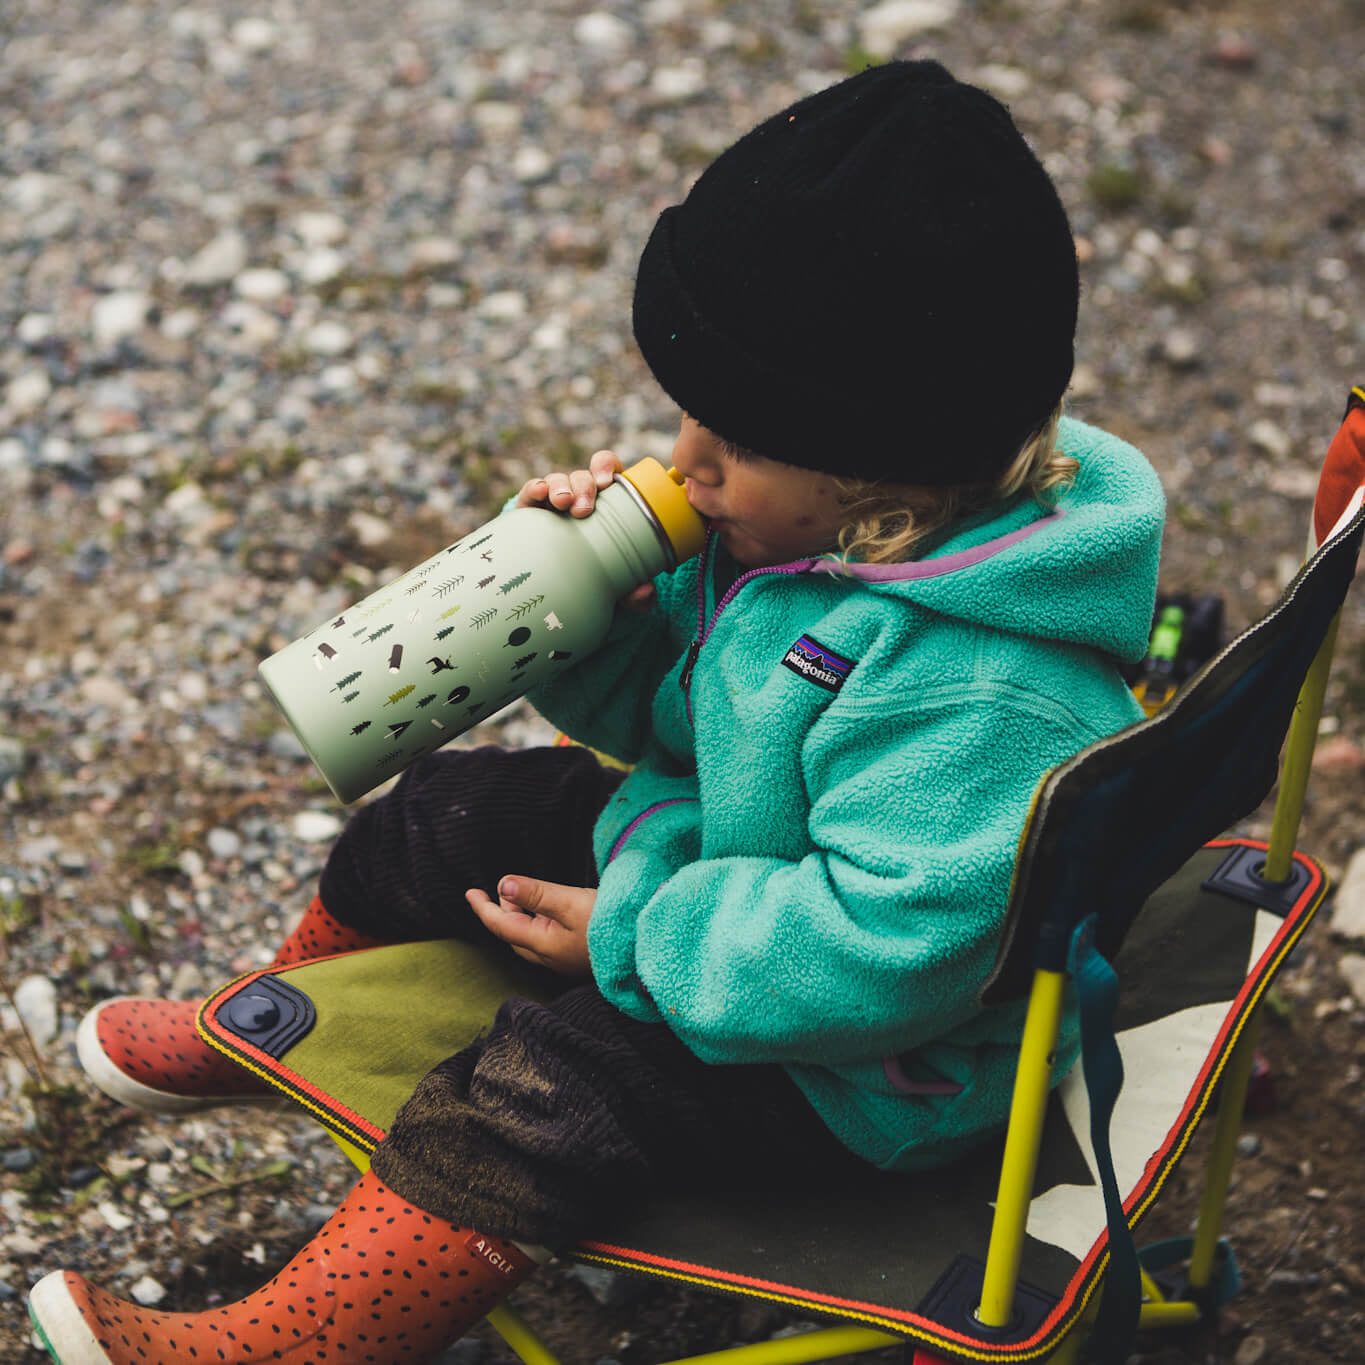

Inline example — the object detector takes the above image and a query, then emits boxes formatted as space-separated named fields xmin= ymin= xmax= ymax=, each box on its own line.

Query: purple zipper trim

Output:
xmin=813 ymin=509 xmax=1065 ymax=583
xmin=606 ymin=797 xmax=698 ymax=864
xmin=683 ymin=531 xmax=818 ymax=724
xmin=883 ymin=1054 xmax=965 ymax=1096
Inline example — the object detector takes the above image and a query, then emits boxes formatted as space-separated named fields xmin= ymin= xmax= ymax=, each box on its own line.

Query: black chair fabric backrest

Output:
xmin=981 ymin=499 xmax=1365 ymax=1007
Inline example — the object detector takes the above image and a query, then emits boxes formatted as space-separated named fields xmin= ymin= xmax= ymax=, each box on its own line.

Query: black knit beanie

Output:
xmin=632 ymin=61 xmax=1079 ymax=486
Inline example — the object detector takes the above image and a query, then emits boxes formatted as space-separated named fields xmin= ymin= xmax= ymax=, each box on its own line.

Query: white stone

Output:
xmin=1330 ymin=847 xmax=1365 ymax=939
xmin=98 ymin=1200 xmax=135 ymax=1232
xmin=574 ymin=12 xmax=633 ymax=51
xmin=17 ymin=313 xmax=55 ymax=346
xmin=14 ymin=976 xmax=59 ymax=1046
xmin=513 ymin=146 xmax=554 ymax=182
xmin=80 ymin=676 xmax=136 ymax=710
xmin=473 ymin=101 xmax=522 ymax=137
xmin=231 ymin=18 xmax=277 ymax=52
xmin=407 ymin=237 xmax=463 ymax=270
xmin=220 ymin=300 xmax=281 ymax=347
xmin=532 ymin=319 xmax=568 ymax=350
xmin=305 ymin=320 xmax=353 ymax=356
xmin=319 ymin=363 xmax=358 ymax=393
xmin=297 ymin=247 xmax=346 ymax=285
xmin=6 ymin=369 xmax=51 ymax=415
xmin=184 ymin=230 xmax=249 ymax=288
xmin=973 ymin=65 xmax=1031 ymax=99
xmin=349 ymin=510 xmax=392 ymax=548
xmin=161 ymin=307 xmax=201 ymax=340
xmin=293 ymin=810 xmax=344 ymax=842
xmin=479 ymin=290 xmax=527 ymax=321
xmin=163 ymin=480 xmax=209 ymax=518
xmin=1162 ymin=328 xmax=1201 ymax=368
xmin=90 ymin=291 xmax=150 ymax=347
xmin=858 ymin=0 xmax=960 ymax=57
xmin=1339 ymin=953 xmax=1365 ymax=1007
xmin=1248 ymin=419 xmax=1291 ymax=460
xmin=650 ymin=60 xmax=706 ymax=102
xmin=293 ymin=211 xmax=348 ymax=247
xmin=234 ymin=267 xmax=290 ymax=302
xmin=128 ymin=1272 xmax=167 ymax=1304
xmin=4 ymin=1230 xmax=43 ymax=1256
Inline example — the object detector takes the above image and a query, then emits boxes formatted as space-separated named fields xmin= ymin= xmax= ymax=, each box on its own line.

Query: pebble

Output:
xmin=235 ymin=268 xmax=291 ymax=303
xmin=207 ymin=827 xmax=244 ymax=860
xmin=574 ymin=12 xmax=634 ymax=52
xmin=292 ymin=811 xmax=344 ymax=843
xmin=90 ymin=291 xmax=150 ymax=347
xmin=1234 ymin=1337 xmax=1267 ymax=1365
xmin=130 ymin=1276 xmax=169 ymax=1307
xmin=294 ymin=212 xmax=348 ymax=248
xmin=305 ymin=320 xmax=353 ymax=356
xmin=1337 ymin=954 xmax=1365 ymax=1006
xmin=1330 ymin=847 xmax=1365 ymax=939
xmin=6 ymin=369 xmax=52 ymax=415
xmin=1162 ymin=328 xmax=1201 ymax=370
xmin=13 ymin=976 xmax=59 ymax=1046
xmin=1247 ymin=419 xmax=1291 ymax=460
xmin=97 ymin=1201 xmax=135 ymax=1232
xmin=858 ymin=0 xmax=960 ymax=58
xmin=183 ymin=230 xmax=249 ymax=288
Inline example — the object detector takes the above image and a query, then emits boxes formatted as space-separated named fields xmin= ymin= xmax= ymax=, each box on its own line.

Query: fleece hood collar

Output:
xmin=803 ymin=416 xmax=1165 ymax=663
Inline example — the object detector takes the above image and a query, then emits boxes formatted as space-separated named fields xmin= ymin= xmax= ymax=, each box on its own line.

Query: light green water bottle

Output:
xmin=258 ymin=458 xmax=704 ymax=804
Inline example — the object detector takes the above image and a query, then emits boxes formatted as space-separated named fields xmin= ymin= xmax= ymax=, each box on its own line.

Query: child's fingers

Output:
xmin=495 ymin=876 xmax=595 ymax=929
xmin=466 ymin=885 xmax=591 ymax=976
xmin=466 ymin=887 xmax=542 ymax=951
xmin=519 ymin=453 xmax=622 ymax=517
xmin=588 ymin=449 xmax=623 ymax=486
xmin=514 ymin=476 xmax=551 ymax=509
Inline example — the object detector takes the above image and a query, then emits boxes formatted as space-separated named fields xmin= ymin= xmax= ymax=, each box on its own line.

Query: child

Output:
xmin=29 ymin=60 xmax=1164 ymax=1363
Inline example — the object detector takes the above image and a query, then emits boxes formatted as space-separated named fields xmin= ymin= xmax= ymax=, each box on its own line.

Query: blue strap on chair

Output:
xmin=1067 ymin=914 xmax=1139 ymax=1363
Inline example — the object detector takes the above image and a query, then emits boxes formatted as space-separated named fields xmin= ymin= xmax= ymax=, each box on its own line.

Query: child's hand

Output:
xmin=466 ymin=877 xmax=595 ymax=976
xmin=515 ymin=449 xmax=622 ymax=518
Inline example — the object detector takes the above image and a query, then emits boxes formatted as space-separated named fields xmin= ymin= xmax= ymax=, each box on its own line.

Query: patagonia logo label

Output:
xmin=781 ymin=635 xmax=854 ymax=693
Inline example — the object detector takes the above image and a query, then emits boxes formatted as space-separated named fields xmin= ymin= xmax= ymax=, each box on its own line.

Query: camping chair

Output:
xmin=198 ymin=388 xmax=1365 ymax=1365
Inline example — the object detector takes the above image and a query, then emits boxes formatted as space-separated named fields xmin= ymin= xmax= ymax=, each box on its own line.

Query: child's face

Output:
xmin=670 ymin=416 xmax=847 ymax=567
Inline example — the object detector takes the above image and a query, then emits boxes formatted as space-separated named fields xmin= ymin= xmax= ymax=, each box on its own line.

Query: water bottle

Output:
xmin=258 ymin=458 xmax=704 ymax=804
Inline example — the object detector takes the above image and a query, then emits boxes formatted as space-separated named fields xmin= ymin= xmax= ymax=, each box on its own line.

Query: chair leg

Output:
xmin=1187 ymin=1010 xmax=1263 ymax=1292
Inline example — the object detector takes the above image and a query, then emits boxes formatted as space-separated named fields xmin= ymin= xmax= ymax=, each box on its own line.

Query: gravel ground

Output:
xmin=2 ymin=1 xmax=1364 ymax=1362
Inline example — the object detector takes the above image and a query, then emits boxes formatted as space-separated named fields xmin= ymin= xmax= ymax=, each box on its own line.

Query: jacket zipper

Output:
xmin=679 ymin=533 xmax=819 ymax=724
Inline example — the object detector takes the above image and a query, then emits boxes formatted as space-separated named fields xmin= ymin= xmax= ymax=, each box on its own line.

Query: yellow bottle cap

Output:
xmin=619 ymin=457 xmax=706 ymax=565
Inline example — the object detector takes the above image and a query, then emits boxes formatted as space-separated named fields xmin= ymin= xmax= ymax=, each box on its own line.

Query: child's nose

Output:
xmin=672 ymin=422 xmax=722 ymax=485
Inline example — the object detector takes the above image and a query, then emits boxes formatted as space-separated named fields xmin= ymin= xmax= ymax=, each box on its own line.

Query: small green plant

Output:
xmin=165 ymin=1142 xmax=295 ymax=1209
xmin=1088 ymin=163 xmax=1145 ymax=213
xmin=843 ymin=43 xmax=880 ymax=75
xmin=125 ymin=838 xmax=181 ymax=874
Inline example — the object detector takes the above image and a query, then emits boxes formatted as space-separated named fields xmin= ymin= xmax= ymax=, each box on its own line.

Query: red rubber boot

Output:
xmin=77 ymin=897 xmax=390 ymax=1113
xmin=27 ymin=1168 xmax=543 ymax=1364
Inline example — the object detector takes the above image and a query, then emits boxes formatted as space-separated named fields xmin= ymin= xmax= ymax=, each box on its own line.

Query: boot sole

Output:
xmin=76 ymin=999 xmax=289 ymax=1115
xmin=28 ymin=1271 xmax=112 ymax=1364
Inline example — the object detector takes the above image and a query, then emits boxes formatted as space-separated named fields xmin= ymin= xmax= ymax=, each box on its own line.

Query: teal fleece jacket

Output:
xmin=526 ymin=417 xmax=1165 ymax=1171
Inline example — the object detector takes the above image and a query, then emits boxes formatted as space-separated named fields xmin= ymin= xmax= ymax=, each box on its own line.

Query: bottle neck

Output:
xmin=577 ymin=480 xmax=673 ymax=596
